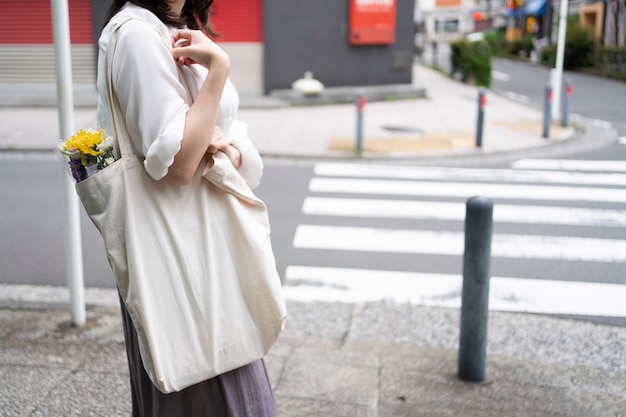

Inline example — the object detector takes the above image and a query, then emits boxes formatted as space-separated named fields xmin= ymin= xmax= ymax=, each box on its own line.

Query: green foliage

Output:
xmin=484 ymin=30 xmax=534 ymax=58
xmin=483 ymin=29 xmax=509 ymax=56
xmin=539 ymin=24 xmax=596 ymax=69
xmin=594 ymin=47 xmax=626 ymax=81
xmin=450 ymin=39 xmax=493 ymax=87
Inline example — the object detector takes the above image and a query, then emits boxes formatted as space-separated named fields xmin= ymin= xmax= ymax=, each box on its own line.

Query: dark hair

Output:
xmin=104 ymin=0 xmax=217 ymax=36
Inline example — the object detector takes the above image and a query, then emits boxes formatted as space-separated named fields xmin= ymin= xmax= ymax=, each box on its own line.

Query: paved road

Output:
xmin=421 ymin=47 xmax=626 ymax=136
xmin=3 ymin=152 xmax=625 ymax=327
xmin=277 ymin=156 xmax=626 ymax=327
xmin=491 ymin=57 xmax=626 ymax=137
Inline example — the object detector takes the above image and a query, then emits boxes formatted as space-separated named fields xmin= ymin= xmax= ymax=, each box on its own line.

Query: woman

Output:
xmin=97 ymin=1 xmax=277 ymax=415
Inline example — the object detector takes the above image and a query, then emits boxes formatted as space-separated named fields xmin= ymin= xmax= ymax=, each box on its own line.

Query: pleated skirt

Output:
xmin=119 ymin=298 xmax=278 ymax=417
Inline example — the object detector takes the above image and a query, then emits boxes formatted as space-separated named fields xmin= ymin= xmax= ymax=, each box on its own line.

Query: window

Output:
xmin=435 ymin=19 xmax=459 ymax=33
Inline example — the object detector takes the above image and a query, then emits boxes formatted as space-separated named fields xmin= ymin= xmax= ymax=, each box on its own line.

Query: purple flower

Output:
xmin=68 ymin=159 xmax=88 ymax=182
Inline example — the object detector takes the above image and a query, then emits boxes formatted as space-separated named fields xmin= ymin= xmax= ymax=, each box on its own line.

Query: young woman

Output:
xmin=97 ymin=1 xmax=276 ymax=415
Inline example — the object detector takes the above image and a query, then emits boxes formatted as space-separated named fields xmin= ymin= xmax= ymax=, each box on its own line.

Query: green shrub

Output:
xmin=484 ymin=29 xmax=509 ymax=56
xmin=484 ymin=30 xmax=535 ymax=58
xmin=595 ymin=46 xmax=626 ymax=81
xmin=540 ymin=24 xmax=596 ymax=69
xmin=450 ymin=39 xmax=493 ymax=87
xmin=540 ymin=44 xmax=557 ymax=67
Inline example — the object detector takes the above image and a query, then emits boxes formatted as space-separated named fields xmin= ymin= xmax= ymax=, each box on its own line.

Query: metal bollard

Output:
xmin=543 ymin=83 xmax=552 ymax=139
xmin=458 ymin=196 xmax=493 ymax=382
xmin=355 ymin=94 xmax=366 ymax=155
xmin=561 ymin=79 xmax=572 ymax=127
xmin=476 ymin=88 xmax=486 ymax=148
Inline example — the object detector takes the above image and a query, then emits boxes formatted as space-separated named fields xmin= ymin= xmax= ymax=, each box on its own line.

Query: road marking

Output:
xmin=314 ymin=162 xmax=626 ymax=186
xmin=309 ymin=177 xmax=626 ymax=203
xmin=302 ymin=197 xmax=626 ymax=227
xmin=284 ymin=266 xmax=626 ymax=317
xmin=491 ymin=70 xmax=511 ymax=82
xmin=504 ymin=91 xmax=530 ymax=104
xmin=293 ymin=225 xmax=626 ymax=262
xmin=592 ymin=119 xmax=613 ymax=128
xmin=512 ymin=159 xmax=626 ymax=172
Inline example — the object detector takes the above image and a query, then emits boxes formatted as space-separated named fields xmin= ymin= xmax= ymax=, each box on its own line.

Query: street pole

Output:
xmin=51 ymin=0 xmax=86 ymax=327
xmin=551 ymin=0 xmax=569 ymax=121
xmin=458 ymin=196 xmax=493 ymax=382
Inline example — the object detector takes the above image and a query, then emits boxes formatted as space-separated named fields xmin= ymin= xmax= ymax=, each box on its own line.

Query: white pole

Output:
xmin=552 ymin=0 xmax=569 ymax=120
xmin=51 ymin=0 xmax=86 ymax=327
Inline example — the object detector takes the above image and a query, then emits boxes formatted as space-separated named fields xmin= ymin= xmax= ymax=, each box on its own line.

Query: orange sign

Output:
xmin=349 ymin=0 xmax=397 ymax=45
xmin=435 ymin=0 xmax=462 ymax=7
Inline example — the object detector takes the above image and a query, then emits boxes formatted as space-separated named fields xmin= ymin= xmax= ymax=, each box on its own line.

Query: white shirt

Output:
xmin=96 ymin=3 xmax=263 ymax=189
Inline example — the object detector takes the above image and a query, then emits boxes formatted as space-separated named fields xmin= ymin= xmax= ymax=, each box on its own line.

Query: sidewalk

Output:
xmin=1 ymin=64 xmax=609 ymax=160
xmin=1 ymin=297 xmax=624 ymax=416
xmin=1 ymin=64 xmax=624 ymax=416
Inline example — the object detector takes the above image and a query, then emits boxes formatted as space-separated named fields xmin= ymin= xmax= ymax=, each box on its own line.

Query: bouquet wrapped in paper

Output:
xmin=57 ymin=129 xmax=118 ymax=183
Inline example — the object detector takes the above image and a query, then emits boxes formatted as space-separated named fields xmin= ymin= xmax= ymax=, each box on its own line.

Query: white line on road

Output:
xmin=302 ymin=197 xmax=626 ymax=227
xmin=512 ymin=159 xmax=626 ymax=172
xmin=504 ymin=91 xmax=531 ymax=104
xmin=284 ymin=266 xmax=626 ymax=317
xmin=491 ymin=71 xmax=511 ymax=82
xmin=592 ymin=119 xmax=613 ymax=129
xmin=293 ymin=225 xmax=626 ymax=262
xmin=309 ymin=177 xmax=626 ymax=203
xmin=314 ymin=162 xmax=626 ymax=186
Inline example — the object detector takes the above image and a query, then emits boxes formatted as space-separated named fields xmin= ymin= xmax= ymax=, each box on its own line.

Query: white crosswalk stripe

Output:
xmin=309 ymin=177 xmax=626 ymax=203
xmin=511 ymin=158 xmax=626 ymax=172
xmin=286 ymin=160 xmax=626 ymax=317
xmin=285 ymin=266 xmax=626 ymax=317
xmin=293 ymin=225 xmax=626 ymax=262
xmin=314 ymin=162 xmax=626 ymax=186
xmin=302 ymin=197 xmax=626 ymax=226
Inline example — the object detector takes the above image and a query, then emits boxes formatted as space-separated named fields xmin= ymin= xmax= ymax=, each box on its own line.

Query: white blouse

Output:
xmin=96 ymin=3 xmax=263 ymax=189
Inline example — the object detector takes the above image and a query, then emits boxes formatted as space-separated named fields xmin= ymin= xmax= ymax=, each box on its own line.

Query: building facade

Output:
xmin=0 ymin=0 xmax=415 ymax=94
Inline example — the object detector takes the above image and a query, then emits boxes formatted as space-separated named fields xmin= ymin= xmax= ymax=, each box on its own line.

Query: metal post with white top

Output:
xmin=51 ymin=0 xmax=86 ymax=327
xmin=551 ymin=0 xmax=569 ymax=120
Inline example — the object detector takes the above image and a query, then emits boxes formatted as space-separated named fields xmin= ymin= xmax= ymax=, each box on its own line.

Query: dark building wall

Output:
xmin=263 ymin=0 xmax=414 ymax=93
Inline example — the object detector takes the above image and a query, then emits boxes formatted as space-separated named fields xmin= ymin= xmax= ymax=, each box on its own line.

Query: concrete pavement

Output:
xmin=0 ymin=64 xmax=594 ymax=159
xmin=1 ymin=297 xmax=624 ymax=416
xmin=1 ymin=63 xmax=624 ymax=416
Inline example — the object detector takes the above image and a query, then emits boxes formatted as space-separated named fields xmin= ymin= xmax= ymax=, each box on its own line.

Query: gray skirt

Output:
xmin=119 ymin=297 xmax=277 ymax=417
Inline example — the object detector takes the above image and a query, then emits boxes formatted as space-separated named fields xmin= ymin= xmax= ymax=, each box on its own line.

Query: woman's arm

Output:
xmin=167 ymin=29 xmax=232 ymax=185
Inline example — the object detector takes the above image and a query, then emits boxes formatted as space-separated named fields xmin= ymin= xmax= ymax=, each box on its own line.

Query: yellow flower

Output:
xmin=64 ymin=129 xmax=104 ymax=165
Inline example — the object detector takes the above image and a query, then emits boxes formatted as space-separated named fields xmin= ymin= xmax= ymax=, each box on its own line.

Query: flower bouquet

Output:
xmin=57 ymin=129 xmax=118 ymax=183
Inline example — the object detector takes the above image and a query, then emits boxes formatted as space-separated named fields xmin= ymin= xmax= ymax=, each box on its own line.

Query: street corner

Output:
xmin=326 ymin=130 xmax=477 ymax=157
xmin=488 ymin=118 xmax=576 ymax=142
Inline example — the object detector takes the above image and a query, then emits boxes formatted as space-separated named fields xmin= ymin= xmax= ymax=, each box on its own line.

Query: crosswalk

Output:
xmin=284 ymin=159 xmax=626 ymax=318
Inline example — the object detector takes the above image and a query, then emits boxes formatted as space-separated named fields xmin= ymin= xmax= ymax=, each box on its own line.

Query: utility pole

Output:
xmin=551 ymin=0 xmax=569 ymax=121
xmin=51 ymin=0 xmax=86 ymax=327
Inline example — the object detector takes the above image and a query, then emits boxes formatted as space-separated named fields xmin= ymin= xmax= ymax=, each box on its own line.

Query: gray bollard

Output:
xmin=476 ymin=88 xmax=486 ymax=148
xmin=542 ymin=83 xmax=552 ymax=139
xmin=458 ymin=196 xmax=493 ymax=382
xmin=355 ymin=94 xmax=365 ymax=155
xmin=561 ymin=79 xmax=571 ymax=127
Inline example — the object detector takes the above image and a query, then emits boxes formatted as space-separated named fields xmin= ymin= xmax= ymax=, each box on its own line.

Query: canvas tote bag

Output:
xmin=75 ymin=18 xmax=287 ymax=393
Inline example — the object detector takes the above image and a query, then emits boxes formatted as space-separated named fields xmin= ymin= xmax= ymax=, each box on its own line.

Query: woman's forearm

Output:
xmin=166 ymin=63 xmax=229 ymax=185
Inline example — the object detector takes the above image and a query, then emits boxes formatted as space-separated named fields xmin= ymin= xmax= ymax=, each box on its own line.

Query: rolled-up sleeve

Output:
xmin=112 ymin=20 xmax=189 ymax=180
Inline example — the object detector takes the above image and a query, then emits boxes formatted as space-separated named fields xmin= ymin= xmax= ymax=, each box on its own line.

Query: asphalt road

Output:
xmin=491 ymin=57 xmax=626 ymax=137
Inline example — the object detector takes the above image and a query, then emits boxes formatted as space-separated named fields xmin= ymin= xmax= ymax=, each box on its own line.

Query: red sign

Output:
xmin=349 ymin=0 xmax=397 ymax=45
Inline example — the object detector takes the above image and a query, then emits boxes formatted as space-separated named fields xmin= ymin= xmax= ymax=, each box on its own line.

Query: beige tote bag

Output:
xmin=76 ymin=19 xmax=287 ymax=393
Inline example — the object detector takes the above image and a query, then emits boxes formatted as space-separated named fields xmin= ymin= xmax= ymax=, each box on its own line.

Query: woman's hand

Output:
xmin=171 ymin=29 xmax=230 ymax=71
xmin=207 ymin=126 xmax=242 ymax=168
